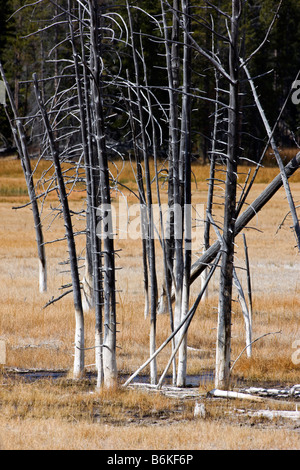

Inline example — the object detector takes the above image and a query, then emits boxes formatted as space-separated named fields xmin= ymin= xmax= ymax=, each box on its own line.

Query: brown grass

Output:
xmin=1 ymin=415 xmax=299 ymax=450
xmin=1 ymin=377 xmax=300 ymax=450
xmin=1 ymin=156 xmax=300 ymax=449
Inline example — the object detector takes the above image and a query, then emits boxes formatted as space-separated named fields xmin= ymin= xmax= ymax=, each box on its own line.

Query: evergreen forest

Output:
xmin=1 ymin=0 xmax=300 ymax=162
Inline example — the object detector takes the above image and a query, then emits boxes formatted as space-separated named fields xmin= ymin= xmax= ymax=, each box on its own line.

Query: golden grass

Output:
xmin=1 ymin=156 xmax=300 ymax=449
xmin=1 ymin=414 xmax=300 ymax=450
xmin=0 ymin=377 xmax=300 ymax=450
xmin=0 ymin=418 xmax=299 ymax=453
xmin=2 ymin=152 xmax=300 ymax=203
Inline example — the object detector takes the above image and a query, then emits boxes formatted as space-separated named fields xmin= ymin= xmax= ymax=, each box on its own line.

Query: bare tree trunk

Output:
xmin=171 ymin=0 xmax=184 ymax=352
xmin=126 ymin=69 xmax=149 ymax=319
xmin=177 ymin=0 xmax=192 ymax=387
xmin=127 ymin=1 xmax=158 ymax=384
xmin=0 ymin=62 xmax=47 ymax=294
xmin=202 ymin=19 xmax=220 ymax=300
xmin=215 ymin=0 xmax=241 ymax=390
xmin=77 ymin=3 xmax=104 ymax=385
xmin=124 ymin=252 xmax=221 ymax=388
xmin=243 ymin=233 xmax=253 ymax=331
xmin=33 ymin=73 xmax=84 ymax=379
xmin=161 ymin=1 xmax=183 ymax=363
xmin=158 ymin=0 xmax=178 ymax=320
xmin=68 ymin=1 xmax=94 ymax=313
xmin=233 ymin=267 xmax=252 ymax=357
xmin=89 ymin=0 xmax=117 ymax=388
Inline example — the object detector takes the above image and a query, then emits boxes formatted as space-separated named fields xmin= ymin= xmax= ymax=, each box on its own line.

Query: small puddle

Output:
xmin=3 ymin=368 xmax=215 ymax=387
xmin=4 ymin=369 xmax=69 ymax=383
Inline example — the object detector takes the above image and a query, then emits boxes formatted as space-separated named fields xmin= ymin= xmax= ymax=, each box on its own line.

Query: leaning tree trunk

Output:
xmin=33 ymin=74 xmax=85 ymax=379
xmin=68 ymin=1 xmax=94 ymax=313
xmin=215 ymin=0 xmax=240 ymax=390
xmin=187 ymin=151 xmax=300 ymax=290
xmin=243 ymin=62 xmax=300 ymax=251
xmin=0 ymin=62 xmax=47 ymax=294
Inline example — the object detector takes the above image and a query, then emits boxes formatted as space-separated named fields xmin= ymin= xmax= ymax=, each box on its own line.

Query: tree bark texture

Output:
xmin=89 ymin=0 xmax=117 ymax=388
xmin=215 ymin=0 xmax=241 ymax=390
xmin=33 ymin=73 xmax=84 ymax=379
xmin=0 ymin=62 xmax=47 ymax=294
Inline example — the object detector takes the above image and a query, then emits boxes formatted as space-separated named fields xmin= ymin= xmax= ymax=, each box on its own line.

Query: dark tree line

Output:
xmin=1 ymin=0 xmax=300 ymax=160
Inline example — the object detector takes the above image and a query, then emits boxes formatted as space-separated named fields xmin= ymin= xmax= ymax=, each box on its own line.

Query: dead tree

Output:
xmin=189 ymin=153 xmax=300 ymax=286
xmin=88 ymin=0 xmax=117 ymax=388
xmin=0 ymin=62 xmax=47 ymax=294
xmin=215 ymin=0 xmax=241 ymax=390
xmin=68 ymin=0 xmax=104 ymax=386
xmin=124 ymin=151 xmax=300 ymax=387
xmin=6 ymin=0 xmax=300 ymax=392
xmin=126 ymin=1 xmax=158 ymax=385
xmin=176 ymin=0 xmax=192 ymax=387
xmin=243 ymin=62 xmax=300 ymax=251
xmin=33 ymin=73 xmax=85 ymax=379
xmin=202 ymin=12 xmax=221 ymax=300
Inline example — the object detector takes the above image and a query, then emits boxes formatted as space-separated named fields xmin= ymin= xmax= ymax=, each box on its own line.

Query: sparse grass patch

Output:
xmin=0 ymin=378 xmax=299 ymax=449
xmin=0 ymin=184 xmax=28 ymax=198
xmin=0 ymin=377 xmax=191 ymax=424
xmin=234 ymin=354 xmax=300 ymax=384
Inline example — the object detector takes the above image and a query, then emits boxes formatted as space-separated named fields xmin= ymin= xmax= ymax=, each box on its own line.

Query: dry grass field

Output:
xmin=0 ymin=154 xmax=300 ymax=450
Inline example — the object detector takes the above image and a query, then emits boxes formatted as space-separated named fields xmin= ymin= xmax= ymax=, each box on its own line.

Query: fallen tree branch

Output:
xmin=237 ymin=409 xmax=300 ymax=421
xmin=208 ymin=389 xmax=263 ymax=402
xmin=42 ymin=289 xmax=73 ymax=309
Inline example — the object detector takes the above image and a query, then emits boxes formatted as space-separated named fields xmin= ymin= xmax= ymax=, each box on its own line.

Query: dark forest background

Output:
xmin=1 ymin=0 xmax=300 ymax=163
